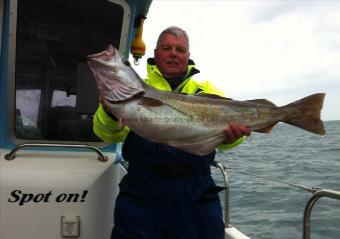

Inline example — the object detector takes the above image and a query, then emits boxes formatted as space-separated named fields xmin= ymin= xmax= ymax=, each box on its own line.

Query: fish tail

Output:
xmin=284 ymin=93 xmax=325 ymax=135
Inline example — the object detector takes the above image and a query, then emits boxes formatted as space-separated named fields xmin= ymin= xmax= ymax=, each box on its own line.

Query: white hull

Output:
xmin=0 ymin=149 xmax=125 ymax=238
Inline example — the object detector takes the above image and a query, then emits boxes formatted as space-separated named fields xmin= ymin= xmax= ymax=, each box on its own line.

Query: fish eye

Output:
xmin=123 ymin=59 xmax=131 ymax=66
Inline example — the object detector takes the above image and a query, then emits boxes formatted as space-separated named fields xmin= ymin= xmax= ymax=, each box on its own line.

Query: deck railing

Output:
xmin=213 ymin=161 xmax=230 ymax=226
xmin=213 ymin=161 xmax=340 ymax=239
xmin=303 ymin=189 xmax=340 ymax=239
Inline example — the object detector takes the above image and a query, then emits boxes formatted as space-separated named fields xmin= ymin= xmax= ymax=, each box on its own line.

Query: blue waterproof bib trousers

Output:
xmin=111 ymin=132 xmax=225 ymax=239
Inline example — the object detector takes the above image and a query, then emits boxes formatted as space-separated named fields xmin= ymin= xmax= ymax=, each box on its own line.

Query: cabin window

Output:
xmin=13 ymin=0 xmax=126 ymax=142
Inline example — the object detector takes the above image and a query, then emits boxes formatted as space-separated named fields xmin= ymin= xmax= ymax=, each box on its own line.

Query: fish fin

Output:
xmin=168 ymin=132 xmax=227 ymax=156
xmin=285 ymin=93 xmax=325 ymax=135
xmin=254 ymin=124 xmax=277 ymax=133
xmin=247 ymin=99 xmax=276 ymax=107
xmin=104 ymin=87 xmax=144 ymax=102
xmin=139 ymin=97 xmax=164 ymax=107
xmin=195 ymin=93 xmax=233 ymax=100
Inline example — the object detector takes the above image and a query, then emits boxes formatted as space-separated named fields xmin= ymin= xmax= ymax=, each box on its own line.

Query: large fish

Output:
xmin=87 ymin=45 xmax=325 ymax=156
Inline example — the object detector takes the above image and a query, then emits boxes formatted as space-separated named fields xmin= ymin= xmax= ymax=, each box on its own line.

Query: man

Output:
xmin=93 ymin=26 xmax=250 ymax=239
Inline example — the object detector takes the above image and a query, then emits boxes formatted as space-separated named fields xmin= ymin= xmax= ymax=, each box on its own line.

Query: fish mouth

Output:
xmin=87 ymin=44 xmax=118 ymax=67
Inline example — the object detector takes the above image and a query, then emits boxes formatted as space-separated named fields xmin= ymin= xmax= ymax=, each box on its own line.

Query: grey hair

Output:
xmin=156 ymin=26 xmax=190 ymax=49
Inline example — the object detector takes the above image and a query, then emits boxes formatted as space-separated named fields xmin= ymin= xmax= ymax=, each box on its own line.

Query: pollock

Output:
xmin=87 ymin=45 xmax=325 ymax=156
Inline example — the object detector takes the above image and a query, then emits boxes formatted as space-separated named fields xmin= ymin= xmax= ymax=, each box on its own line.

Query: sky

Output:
xmin=132 ymin=0 xmax=340 ymax=121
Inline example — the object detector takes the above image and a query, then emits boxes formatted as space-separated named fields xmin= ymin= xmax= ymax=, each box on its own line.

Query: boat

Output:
xmin=1 ymin=1 xmax=339 ymax=238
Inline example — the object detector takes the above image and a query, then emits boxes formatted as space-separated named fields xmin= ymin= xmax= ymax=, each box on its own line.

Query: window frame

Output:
xmin=7 ymin=0 xmax=131 ymax=146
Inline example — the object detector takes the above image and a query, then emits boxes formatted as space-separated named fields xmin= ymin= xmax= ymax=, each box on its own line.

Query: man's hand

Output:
xmin=99 ymin=94 xmax=118 ymax=121
xmin=99 ymin=94 xmax=109 ymax=112
xmin=224 ymin=122 xmax=251 ymax=144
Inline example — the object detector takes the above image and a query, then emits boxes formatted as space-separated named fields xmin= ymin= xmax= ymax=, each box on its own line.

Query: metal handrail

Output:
xmin=303 ymin=189 xmax=340 ymax=239
xmin=4 ymin=143 xmax=108 ymax=162
xmin=213 ymin=162 xmax=340 ymax=239
xmin=213 ymin=161 xmax=231 ymax=227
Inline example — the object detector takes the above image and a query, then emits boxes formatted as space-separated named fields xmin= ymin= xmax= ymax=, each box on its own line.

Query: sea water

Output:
xmin=213 ymin=120 xmax=340 ymax=239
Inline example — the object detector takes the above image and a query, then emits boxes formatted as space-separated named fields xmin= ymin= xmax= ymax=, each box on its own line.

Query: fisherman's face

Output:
xmin=154 ymin=33 xmax=190 ymax=79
